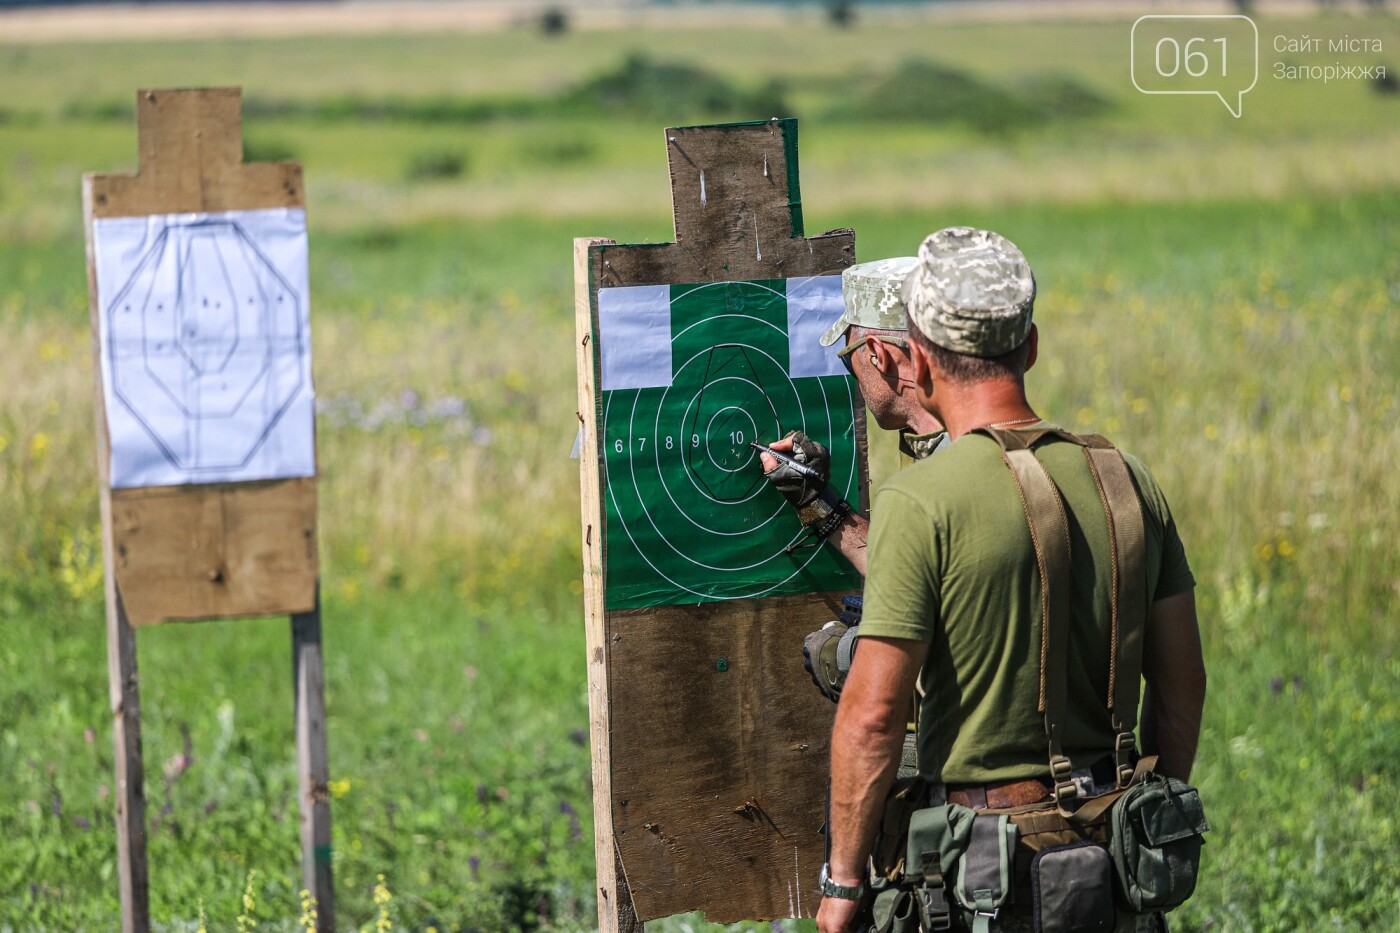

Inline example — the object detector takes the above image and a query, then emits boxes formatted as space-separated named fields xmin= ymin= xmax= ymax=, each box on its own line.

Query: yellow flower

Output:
xmin=29 ymin=433 xmax=50 ymax=457
xmin=329 ymin=778 xmax=351 ymax=798
xmin=1203 ymin=424 xmax=1219 ymax=441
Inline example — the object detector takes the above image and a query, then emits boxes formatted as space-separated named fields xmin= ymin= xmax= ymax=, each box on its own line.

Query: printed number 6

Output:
xmin=614 ymin=439 xmax=623 ymax=454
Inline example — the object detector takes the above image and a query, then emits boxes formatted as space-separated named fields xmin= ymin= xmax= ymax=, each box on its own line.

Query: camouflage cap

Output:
xmin=901 ymin=227 xmax=1035 ymax=358
xmin=819 ymin=256 xmax=919 ymax=347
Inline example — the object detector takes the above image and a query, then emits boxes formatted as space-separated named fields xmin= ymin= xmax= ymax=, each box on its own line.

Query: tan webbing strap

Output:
xmin=978 ymin=428 xmax=1078 ymax=809
xmin=1079 ymin=437 xmax=1150 ymax=787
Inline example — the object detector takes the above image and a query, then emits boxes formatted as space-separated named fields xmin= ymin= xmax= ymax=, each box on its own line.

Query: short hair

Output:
xmin=849 ymin=324 xmax=908 ymax=343
xmin=909 ymin=320 xmax=1030 ymax=385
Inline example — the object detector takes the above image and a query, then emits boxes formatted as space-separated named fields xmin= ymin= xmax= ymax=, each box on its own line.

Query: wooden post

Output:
xmin=575 ymin=119 xmax=861 ymax=927
xmin=104 ymin=582 xmax=149 ymax=932
xmin=293 ymin=591 xmax=335 ymax=930
xmin=83 ymin=88 xmax=332 ymax=932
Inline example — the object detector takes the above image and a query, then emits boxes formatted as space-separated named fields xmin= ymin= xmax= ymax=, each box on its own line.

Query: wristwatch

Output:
xmin=818 ymin=862 xmax=866 ymax=901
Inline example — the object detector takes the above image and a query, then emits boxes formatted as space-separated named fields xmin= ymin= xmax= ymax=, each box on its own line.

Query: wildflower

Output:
xmin=328 ymin=778 xmax=351 ymax=799
xmin=29 ymin=433 xmax=49 ymax=457
xmin=298 ymin=889 xmax=318 ymax=930
xmin=373 ymin=874 xmax=393 ymax=932
xmin=237 ymin=869 xmax=259 ymax=931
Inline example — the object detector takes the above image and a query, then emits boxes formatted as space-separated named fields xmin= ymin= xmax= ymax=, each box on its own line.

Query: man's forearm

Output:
xmin=1140 ymin=591 xmax=1207 ymax=781
xmin=827 ymin=695 xmax=905 ymax=883
xmin=829 ymin=512 xmax=869 ymax=577
xmin=1141 ymin=680 xmax=1205 ymax=781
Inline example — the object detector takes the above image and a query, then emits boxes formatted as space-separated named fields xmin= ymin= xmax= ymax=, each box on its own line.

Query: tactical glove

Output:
xmin=803 ymin=620 xmax=861 ymax=703
xmin=764 ymin=431 xmax=830 ymax=505
xmin=763 ymin=431 xmax=850 ymax=533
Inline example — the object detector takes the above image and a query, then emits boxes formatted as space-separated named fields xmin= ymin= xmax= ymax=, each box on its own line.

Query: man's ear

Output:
xmin=867 ymin=336 xmax=898 ymax=375
xmin=908 ymin=339 xmax=936 ymax=400
xmin=1024 ymin=324 xmax=1039 ymax=372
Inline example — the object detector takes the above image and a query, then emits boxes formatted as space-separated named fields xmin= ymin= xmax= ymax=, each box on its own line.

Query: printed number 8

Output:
xmin=665 ymin=436 xmax=674 ymax=450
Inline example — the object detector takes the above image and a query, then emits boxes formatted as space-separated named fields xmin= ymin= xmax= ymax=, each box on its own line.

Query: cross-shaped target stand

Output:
xmin=575 ymin=119 xmax=869 ymax=928
xmin=82 ymin=88 xmax=334 ymax=933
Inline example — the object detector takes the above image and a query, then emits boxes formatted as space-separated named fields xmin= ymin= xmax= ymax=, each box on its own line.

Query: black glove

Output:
xmin=763 ymin=431 xmax=831 ymax=509
xmin=763 ymin=431 xmax=850 ymax=533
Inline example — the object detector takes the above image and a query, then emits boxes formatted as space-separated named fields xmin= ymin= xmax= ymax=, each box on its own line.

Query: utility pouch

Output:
xmin=1109 ymin=775 xmax=1209 ymax=913
xmin=952 ymin=813 xmax=1019 ymax=933
xmin=1030 ymin=843 xmax=1116 ymax=932
xmin=904 ymin=804 xmax=977 ymax=932
xmin=870 ymin=887 xmax=920 ymax=933
xmin=871 ymin=776 xmax=933 ymax=883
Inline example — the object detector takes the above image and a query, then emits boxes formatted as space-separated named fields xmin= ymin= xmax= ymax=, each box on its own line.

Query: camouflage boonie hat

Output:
xmin=902 ymin=227 xmax=1035 ymax=358
xmin=819 ymin=256 xmax=918 ymax=347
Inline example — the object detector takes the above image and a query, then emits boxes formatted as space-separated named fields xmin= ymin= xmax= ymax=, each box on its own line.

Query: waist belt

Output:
xmin=946 ymin=777 xmax=1051 ymax=810
xmin=945 ymin=755 xmax=1127 ymax=810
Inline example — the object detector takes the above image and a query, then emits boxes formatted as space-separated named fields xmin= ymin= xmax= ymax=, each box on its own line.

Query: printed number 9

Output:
xmin=692 ymin=435 xmax=700 ymax=448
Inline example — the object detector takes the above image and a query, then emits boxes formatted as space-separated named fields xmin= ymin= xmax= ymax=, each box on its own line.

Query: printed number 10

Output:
xmin=1155 ymin=37 xmax=1227 ymax=77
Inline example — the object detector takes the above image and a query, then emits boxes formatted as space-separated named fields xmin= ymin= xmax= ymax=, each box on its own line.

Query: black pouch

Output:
xmin=1109 ymin=775 xmax=1209 ymax=913
xmin=1030 ymin=843 xmax=1116 ymax=932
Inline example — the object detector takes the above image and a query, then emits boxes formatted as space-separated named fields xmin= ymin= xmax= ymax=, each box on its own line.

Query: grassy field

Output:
xmin=2 ymin=7 xmax=1399 ymax=931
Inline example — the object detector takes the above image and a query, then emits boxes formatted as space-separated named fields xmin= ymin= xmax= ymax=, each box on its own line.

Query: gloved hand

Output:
xmin=803 ymin=620 xmax=861 ymax=703
xmin=761 ymin=431 xmax=831 ymax=510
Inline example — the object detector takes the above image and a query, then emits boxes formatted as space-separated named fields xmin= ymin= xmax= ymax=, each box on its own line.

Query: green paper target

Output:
xmin=599 ymin=279 xmax=861 ymax=609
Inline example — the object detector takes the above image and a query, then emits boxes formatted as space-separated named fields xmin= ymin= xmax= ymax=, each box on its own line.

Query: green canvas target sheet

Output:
xmin=598 ymin=276 xmax=861 ymax=609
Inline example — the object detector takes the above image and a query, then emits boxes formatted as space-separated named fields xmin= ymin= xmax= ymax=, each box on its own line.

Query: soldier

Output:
xmin=760 ymin=256 xmax=946 ymax=578
xmin=760 ymin=257 xmax=947 ymax=714
xmin=810 ymin=228 xmax=1206 ymax=931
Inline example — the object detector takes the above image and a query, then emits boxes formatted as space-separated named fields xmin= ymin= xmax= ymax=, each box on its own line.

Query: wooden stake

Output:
xmin=105 ymin=582 xmax=149 ymax=933
xmin=293 ymin=591 xmax=335 ymax=932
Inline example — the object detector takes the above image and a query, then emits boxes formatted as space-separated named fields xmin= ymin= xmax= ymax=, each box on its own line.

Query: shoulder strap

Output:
xmin=976 ymin=427 xmax=1079 ymax=810
xmin=974 ymin=426 xmax=1151 ymax=808
xmin=1078 ymin=435 xmax=1149 ymax=787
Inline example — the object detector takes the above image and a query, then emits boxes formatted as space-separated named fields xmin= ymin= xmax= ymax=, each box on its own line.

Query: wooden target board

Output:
xmin=83 ymin=88 xmax=333 ymax=932
xmin=575 ymin=119 xmax=866 ymax=927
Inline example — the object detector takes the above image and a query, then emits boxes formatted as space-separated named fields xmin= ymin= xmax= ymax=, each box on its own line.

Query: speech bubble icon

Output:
xmin=1131 ymin=15 xmax=1258 ymax=118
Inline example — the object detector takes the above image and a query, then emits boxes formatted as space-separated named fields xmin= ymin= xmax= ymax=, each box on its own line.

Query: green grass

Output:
xmin=2 ymin=9 xmax=1399 ymax=931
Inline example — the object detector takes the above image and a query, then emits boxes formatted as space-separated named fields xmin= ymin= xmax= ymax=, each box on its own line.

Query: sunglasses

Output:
xmin=836 ymin=334 xmax=910 ymax=374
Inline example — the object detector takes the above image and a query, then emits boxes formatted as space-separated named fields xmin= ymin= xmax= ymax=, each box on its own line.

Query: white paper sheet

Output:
xmin=598 ymin=284 xmax=673 ymax=390
xmin=786 ymin=275 xmax=847 ymax=379
xmin=93 ymin=208 xmax=316 ymax=489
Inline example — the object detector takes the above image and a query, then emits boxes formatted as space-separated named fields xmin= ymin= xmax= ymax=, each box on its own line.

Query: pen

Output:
xmin=750 ymin=442 xmax=824 ymax=480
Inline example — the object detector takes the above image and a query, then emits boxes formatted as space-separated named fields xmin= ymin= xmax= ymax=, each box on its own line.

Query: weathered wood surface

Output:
xmin=85 ymin=86 xmax=317 ymax=626
xmin=109 ymin=479 xmax=318 ymax=626
xmin=294 ymin=594 xmax=336 ymax=931
xmin=105 ymin=584 xmax=149 ymax=933
xmin=577 ymin=119 xmax=861 ymax=924
xmin=575 ymin=237 xmax=644 ymax=933
xmin=82 ymin=87 xmax=332 ymax=932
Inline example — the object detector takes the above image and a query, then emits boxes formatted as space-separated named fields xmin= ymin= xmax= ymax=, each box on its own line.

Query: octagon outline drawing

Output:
xmin=103 ymin=216 xmax=308 ymax=475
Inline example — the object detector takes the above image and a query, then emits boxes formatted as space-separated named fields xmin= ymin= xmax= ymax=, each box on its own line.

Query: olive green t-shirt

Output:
xmin=858 ymin=424 xmax=1195 ymax=783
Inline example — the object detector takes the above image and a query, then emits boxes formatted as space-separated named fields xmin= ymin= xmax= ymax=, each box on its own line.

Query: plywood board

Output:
xmin=577 ymin=119 xmax=864 ymax=925
xmin=84 ymin=87 xmax=317 ymax=625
